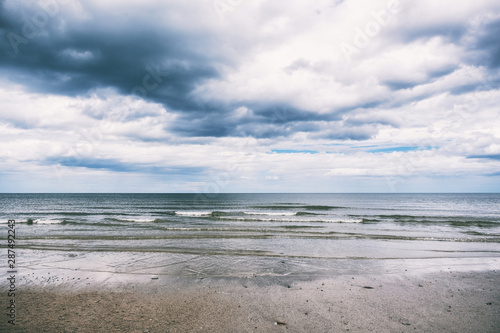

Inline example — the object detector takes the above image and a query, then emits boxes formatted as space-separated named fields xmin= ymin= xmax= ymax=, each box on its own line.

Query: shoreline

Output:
xmin=2 ymin=268 xmax=499 ymax=332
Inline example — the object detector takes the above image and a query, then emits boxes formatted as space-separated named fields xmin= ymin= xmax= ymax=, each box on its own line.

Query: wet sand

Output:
xmin=2 ymin=269 xmax=499 ymax=332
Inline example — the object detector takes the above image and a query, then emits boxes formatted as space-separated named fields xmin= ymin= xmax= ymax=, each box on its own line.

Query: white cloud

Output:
xmin=1 ymin=0 xmax=499 ymax=192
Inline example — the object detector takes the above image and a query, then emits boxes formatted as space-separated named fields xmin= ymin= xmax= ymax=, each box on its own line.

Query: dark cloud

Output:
xmin=427 ymin=66 xmax=457 ymax=80
xmin=469 ymin=17 xmax=500 ymax=68
xmin=167 ymin=103 xmax=335 ymax=138
xmin=164 ymin=99 xmax=395 ymax=140
xmin=383 ymin=80 xmax=420 ymax=91
xmin=46 ymin=156 xmax=205 ymax=175
xmin=1 ymin=0 xmax=498 ymax=144
xmin=383 ymin=66 xmax=457 ymax=92
xmin=467 ymin=154 xmax=500 ymax=161
xmin=394 ymin=24 xmax=467 ymax=45
xmin=344 ymin=117 xmax=397 ymax=128
xmin=1 ymin=1 xmax=343 ymax=140
xmin=252 ymin=104 xmax=330 ymax=124
xmin=448 ymin=83 xmax=481 ymax=96
xmin=311 ymin=125 xmax=376 ymax=141
xmin=0 ymin=1 xmax=220 ymax=110
xmin=387 ymin=10 xmax=500 ymax=70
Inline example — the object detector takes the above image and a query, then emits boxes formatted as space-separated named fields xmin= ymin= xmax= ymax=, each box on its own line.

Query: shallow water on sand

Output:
xmin=1 ymin=193 xmax=500 ymax=282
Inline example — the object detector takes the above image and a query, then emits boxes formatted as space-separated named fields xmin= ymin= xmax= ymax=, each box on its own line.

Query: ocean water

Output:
xmin=1 ymin=193 xmax=500 ymax=281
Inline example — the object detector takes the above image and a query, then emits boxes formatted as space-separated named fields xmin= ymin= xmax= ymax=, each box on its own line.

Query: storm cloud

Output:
xmin=0 ymin=0 xmax=499 ymax=192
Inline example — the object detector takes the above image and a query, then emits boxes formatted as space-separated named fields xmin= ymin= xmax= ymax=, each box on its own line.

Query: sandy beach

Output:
xmin=2 ymin=194 xmax=500 ymax=332
xmin=2 ymin=268 xmax=499 ymax=332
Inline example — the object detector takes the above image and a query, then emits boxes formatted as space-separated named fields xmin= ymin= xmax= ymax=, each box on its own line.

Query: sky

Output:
xmin=0 ymin=0 xmax=499 ymax=193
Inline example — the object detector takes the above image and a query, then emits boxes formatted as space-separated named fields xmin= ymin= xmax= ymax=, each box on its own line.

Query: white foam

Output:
xmin=323 ymin=218 xmax=363 ymax=223
xmin=244 ymin=211 xmax=296 ymax=216
xmin=119 ymin=218 xmax=155 ymax=223
xmin=36 ymin=219 xmax=63 ymax=224
xmin=213 ymin=216 xmax=363 ymax=223
xmin=176 ymin=211 xmax=213 ymax=217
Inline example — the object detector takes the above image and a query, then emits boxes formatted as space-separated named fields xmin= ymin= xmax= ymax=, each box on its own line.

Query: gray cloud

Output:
xmin=0 ymin=1 xmax=220 ymax=109
xmin=166 ymin=103 xmax=338 ymax=138
xmin=1 ymin=0 xmax=499 ymax=144
xmin=382 ymin=66 xmax=457 ymax=91
xmin=470 ymin=16 xmax=500 ymax=68
xmin=394 ymin=24 xmax=467 ymax=45
xmin=45 ymin=156 xmax=205 ymax=175
xmin=2 ymin=0 xmax=340 ymax=140
xmin=467 ymin=154 xmax=500 ymax=161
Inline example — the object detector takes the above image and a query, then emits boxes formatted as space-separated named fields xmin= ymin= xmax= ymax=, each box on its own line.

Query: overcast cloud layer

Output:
xmin=0 ymin=0 xmax=499 ymax=193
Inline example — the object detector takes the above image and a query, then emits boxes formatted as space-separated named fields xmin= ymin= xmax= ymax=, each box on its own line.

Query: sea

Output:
xmin=1 ymin=193 xmax=500 ymax=284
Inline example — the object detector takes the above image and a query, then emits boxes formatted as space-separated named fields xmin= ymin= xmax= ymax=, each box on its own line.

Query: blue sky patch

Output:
xmin=368 ymin=146 xmax=436 ymax=153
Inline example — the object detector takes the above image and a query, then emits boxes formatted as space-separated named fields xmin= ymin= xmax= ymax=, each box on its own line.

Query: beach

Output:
xmin=1 ymin=193 xmax=499 ymax=331
xmin=2 ymin=268 xmax=499 ymax=332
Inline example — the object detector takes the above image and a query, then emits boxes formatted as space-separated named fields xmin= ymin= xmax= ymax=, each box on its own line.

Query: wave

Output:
xmin=151 ymin=211 xmax=176 ymax=216
xmin=176 ymin=211 xmax=214 ymax=217
xmin=25 ymin=212 xmax=134 ymax=216
xmin=116 ymin=217 xmax=158 ymax=223
xmin=104 ymin=217 xmax=170 ymax=223
xmin=250 ymin=205 xmax=346 ymax=210
xmin=212 ymin=216 xmax=362 ymax=223
xmin=245 ymin=212 xmax=296 ymax=216
xmin=19 ymin=211 xmax=362 ymax=225
xmin=174 ymin=210 xmax=267 ymax=217
xmin=18 ymin=219 xmax=66 ymax=224
xmin=61 ymin=221 xmax=129 ymax=227
xmin=214 ymin=211 xmax=315 ymax=217
xmin=211 ymin=211 xmax=239 ymax=217
xmin=296 ymin=212 xmax=322 ymax=216
xmin=152 ymin=218 xmax=173 ymax=223
xmin=166 ymin=210 xmax=327 ymax=218
xmin=303 ymin=205 xmax=346 ymax=210
xmin=361 ymin=218 xmax=380 ymax=223
xmin=346 ymin=215 xmax=500 ymax=227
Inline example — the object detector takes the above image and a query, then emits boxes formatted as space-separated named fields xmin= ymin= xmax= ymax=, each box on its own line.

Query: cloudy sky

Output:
xmin=0 ymin=0 xmax=499 ymax=193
